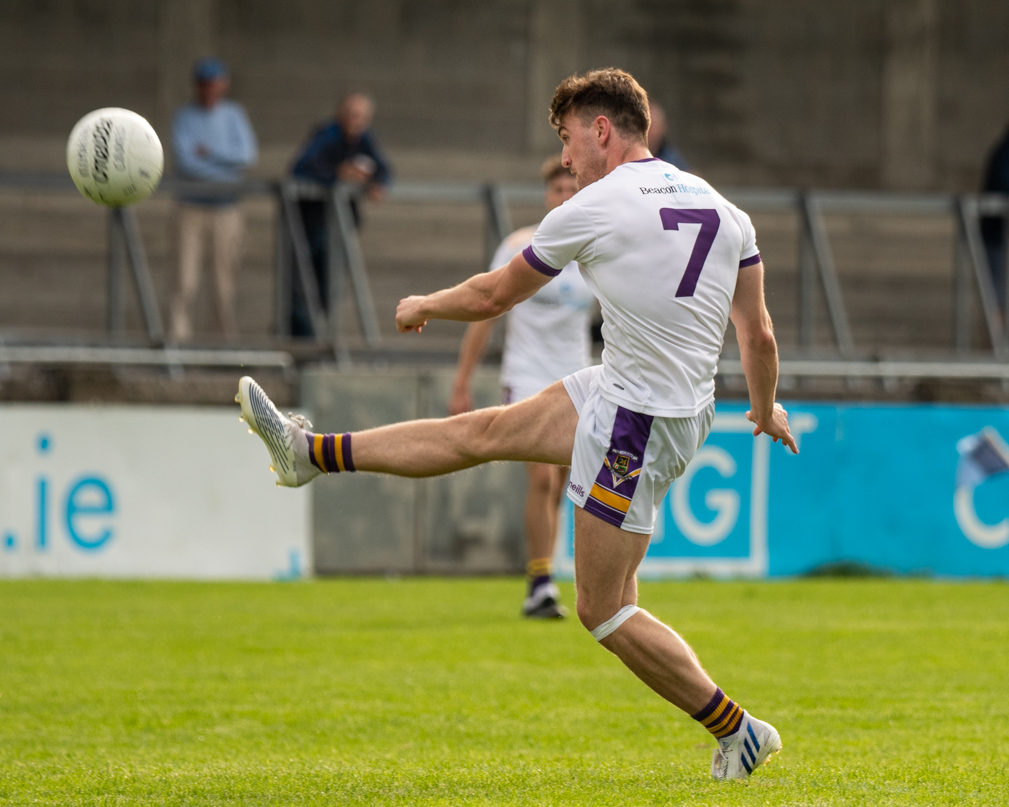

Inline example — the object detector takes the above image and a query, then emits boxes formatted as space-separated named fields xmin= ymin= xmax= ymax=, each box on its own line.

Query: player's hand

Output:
xmin=448 ymin=386 xmax=473 ymax=416
xmin=396 ymin=296 xmax=429 ymax=333
xmin=338 ymin=162 xmax=371 ymax=184
xmin=747 ymin=402 xmax=799 ymax=454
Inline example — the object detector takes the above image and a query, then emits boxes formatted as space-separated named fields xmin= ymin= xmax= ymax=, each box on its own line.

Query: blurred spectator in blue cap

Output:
xmin=193 ymin=57 xmax=228 ymax=83
xmin=648 ymin=101 xmax=690 ymax=171
xmin=288 ymin=92 xmax=392 ymax=338
xmin=170 ymin=57 xmax=258 ymax=342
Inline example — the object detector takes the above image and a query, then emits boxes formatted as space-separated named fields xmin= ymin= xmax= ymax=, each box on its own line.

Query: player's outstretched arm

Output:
xmin=729 ymin=261 xmax=798 ymax=454
xmin=396 ymin=253 xmax=550 ymax=333
xmin=449 ymin=319 xmax=496 ymax=415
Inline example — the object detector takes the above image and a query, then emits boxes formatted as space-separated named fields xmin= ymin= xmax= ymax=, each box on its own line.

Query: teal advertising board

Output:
xmin=555 ymin=402 xmax=1009 ymax=578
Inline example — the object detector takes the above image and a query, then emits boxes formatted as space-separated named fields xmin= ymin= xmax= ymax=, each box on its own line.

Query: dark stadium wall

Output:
xmin=2 ymin=0 xmax=1008 ymax=190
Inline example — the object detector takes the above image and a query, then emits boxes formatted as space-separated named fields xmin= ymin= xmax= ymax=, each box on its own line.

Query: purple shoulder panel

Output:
xmin=521 ymin=245 xmax=562 ymax=277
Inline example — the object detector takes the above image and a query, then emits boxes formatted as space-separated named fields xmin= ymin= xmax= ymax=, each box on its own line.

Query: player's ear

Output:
xmin=594 ymin=115 xmax=611 ymax=145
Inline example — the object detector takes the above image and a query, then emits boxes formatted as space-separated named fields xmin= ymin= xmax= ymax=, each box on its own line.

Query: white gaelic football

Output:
xmin=66 ymin=108 xmax=163 ymax=208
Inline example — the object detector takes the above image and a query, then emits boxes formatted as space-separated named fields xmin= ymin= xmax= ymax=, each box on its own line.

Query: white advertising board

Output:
xmin=0 ymin=405 xmax=310 ymax=579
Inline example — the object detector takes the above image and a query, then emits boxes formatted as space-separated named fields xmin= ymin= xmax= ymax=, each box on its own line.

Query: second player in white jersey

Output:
xmin=525 ymin=158 xmax=759 ymax=418
xmin=493 ymin=226 xmax=594 ymax=401
xmin=449 ymin=156 xmax=595 ymax=619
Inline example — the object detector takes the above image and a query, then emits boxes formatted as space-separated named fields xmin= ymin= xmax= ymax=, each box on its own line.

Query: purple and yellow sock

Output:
xmin=527 ymin=557 xmax=552 ymax=595
xmin=692 ymin=687 xmax=744 ymax=739
xmin=305 ymin=432 xmax=356 ymax=473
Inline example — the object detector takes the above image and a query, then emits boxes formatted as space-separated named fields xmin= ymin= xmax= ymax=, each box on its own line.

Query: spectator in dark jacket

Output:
xmin=289 ymin=93 xmax=392 ymax=337
xmin=981 ymin=125 xmax=1009 ymax=309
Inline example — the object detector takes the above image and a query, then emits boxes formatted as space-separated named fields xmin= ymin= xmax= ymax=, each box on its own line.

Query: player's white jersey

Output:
xmin=525 ymin=158 xmax=760 ymax=418
xmin=491 ymin=226 xmax=595 ymax=399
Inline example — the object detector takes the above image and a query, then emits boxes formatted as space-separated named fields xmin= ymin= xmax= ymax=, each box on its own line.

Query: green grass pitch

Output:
xmin=1 ymin=578 xmax=1007 ymax=805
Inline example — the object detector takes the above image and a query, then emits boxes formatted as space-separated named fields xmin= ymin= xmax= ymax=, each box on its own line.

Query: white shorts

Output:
xmin=562 ymin=365 xmax=715 ymax=534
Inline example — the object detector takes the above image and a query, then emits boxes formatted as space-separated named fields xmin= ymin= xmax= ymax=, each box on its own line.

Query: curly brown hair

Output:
xmin=548 ymin=68 xmax=650 ymax=143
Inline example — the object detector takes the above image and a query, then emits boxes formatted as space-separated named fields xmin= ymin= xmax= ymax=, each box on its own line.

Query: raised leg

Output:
xmin=351 ymin=380 xmax=579 ymax=476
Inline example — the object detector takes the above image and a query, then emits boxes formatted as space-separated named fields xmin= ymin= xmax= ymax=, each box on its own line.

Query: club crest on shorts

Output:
xmin=604 ymin=451 xmax=641 ymax=488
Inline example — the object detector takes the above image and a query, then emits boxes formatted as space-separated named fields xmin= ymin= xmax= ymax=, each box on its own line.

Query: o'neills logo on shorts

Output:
xmin=568 ymin=481 xmax=585 ymax=497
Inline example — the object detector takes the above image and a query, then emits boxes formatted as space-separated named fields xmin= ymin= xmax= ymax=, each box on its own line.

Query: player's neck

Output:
xmin=608 ymin=144 xmax=653 ymax=173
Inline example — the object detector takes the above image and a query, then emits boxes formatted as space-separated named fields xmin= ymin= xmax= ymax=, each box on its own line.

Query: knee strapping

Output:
xmin=590 ymin=604 xmax=640 ymax=641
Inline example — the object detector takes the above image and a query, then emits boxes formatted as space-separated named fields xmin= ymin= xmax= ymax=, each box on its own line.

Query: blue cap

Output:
xmin=193 ymin=58 xmax=228 ymax=83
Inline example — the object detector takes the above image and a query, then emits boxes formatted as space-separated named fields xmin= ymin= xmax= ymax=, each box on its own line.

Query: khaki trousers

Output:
xmin=171 ymin=203 xmax=243 ymax=342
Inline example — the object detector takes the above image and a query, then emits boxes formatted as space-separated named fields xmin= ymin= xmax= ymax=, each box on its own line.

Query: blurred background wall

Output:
xmin=2 ymin=0 xmax=1007 ymax=189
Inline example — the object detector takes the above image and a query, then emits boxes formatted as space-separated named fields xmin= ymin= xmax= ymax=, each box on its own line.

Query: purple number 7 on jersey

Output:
xmin=659 ymin=208 xmax=720 ymax=298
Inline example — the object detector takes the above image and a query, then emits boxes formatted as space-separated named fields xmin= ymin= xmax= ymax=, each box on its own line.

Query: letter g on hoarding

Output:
xmin=672 ymin=446 xmax=740 ymax=546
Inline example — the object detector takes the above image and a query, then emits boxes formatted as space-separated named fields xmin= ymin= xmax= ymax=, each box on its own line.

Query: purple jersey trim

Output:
xmin=739 ymin=253 xmax=762 ymax=268
xmin=631 ymin=157 xmax=661 ymax=163
xmin=521 ymin=245 xmax=562 ymax=277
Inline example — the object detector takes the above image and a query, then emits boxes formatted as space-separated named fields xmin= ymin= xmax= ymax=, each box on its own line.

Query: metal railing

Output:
xmin=0 ymin=176 xmax=524 ymax=368
xmin=0 ymin=173 xmax=1007 ymax=375
xmin=723 ymin=188 xmax=1009 ymax=359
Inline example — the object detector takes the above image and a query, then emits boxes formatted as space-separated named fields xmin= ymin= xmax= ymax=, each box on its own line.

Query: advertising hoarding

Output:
xmin=0 ymin=406 xmax=310 ymax=580
xmin=556 ymin=402 xmax=1009 ymax=578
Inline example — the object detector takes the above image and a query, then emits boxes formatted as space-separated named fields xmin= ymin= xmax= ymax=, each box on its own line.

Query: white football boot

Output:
xmin=522 ymin=581 xmax=568 ymax=619
xmin=236 ymin=375 xmax=321 ymax=488
xmin=711 ymin=711 xmax=782 ymax=781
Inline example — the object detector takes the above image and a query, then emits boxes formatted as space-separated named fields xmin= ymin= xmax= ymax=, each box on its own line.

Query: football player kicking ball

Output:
xmin=449 ymin=156 xmax=595 ymax=620
xmin=238 ymin=67 xmax=797 ymax=781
